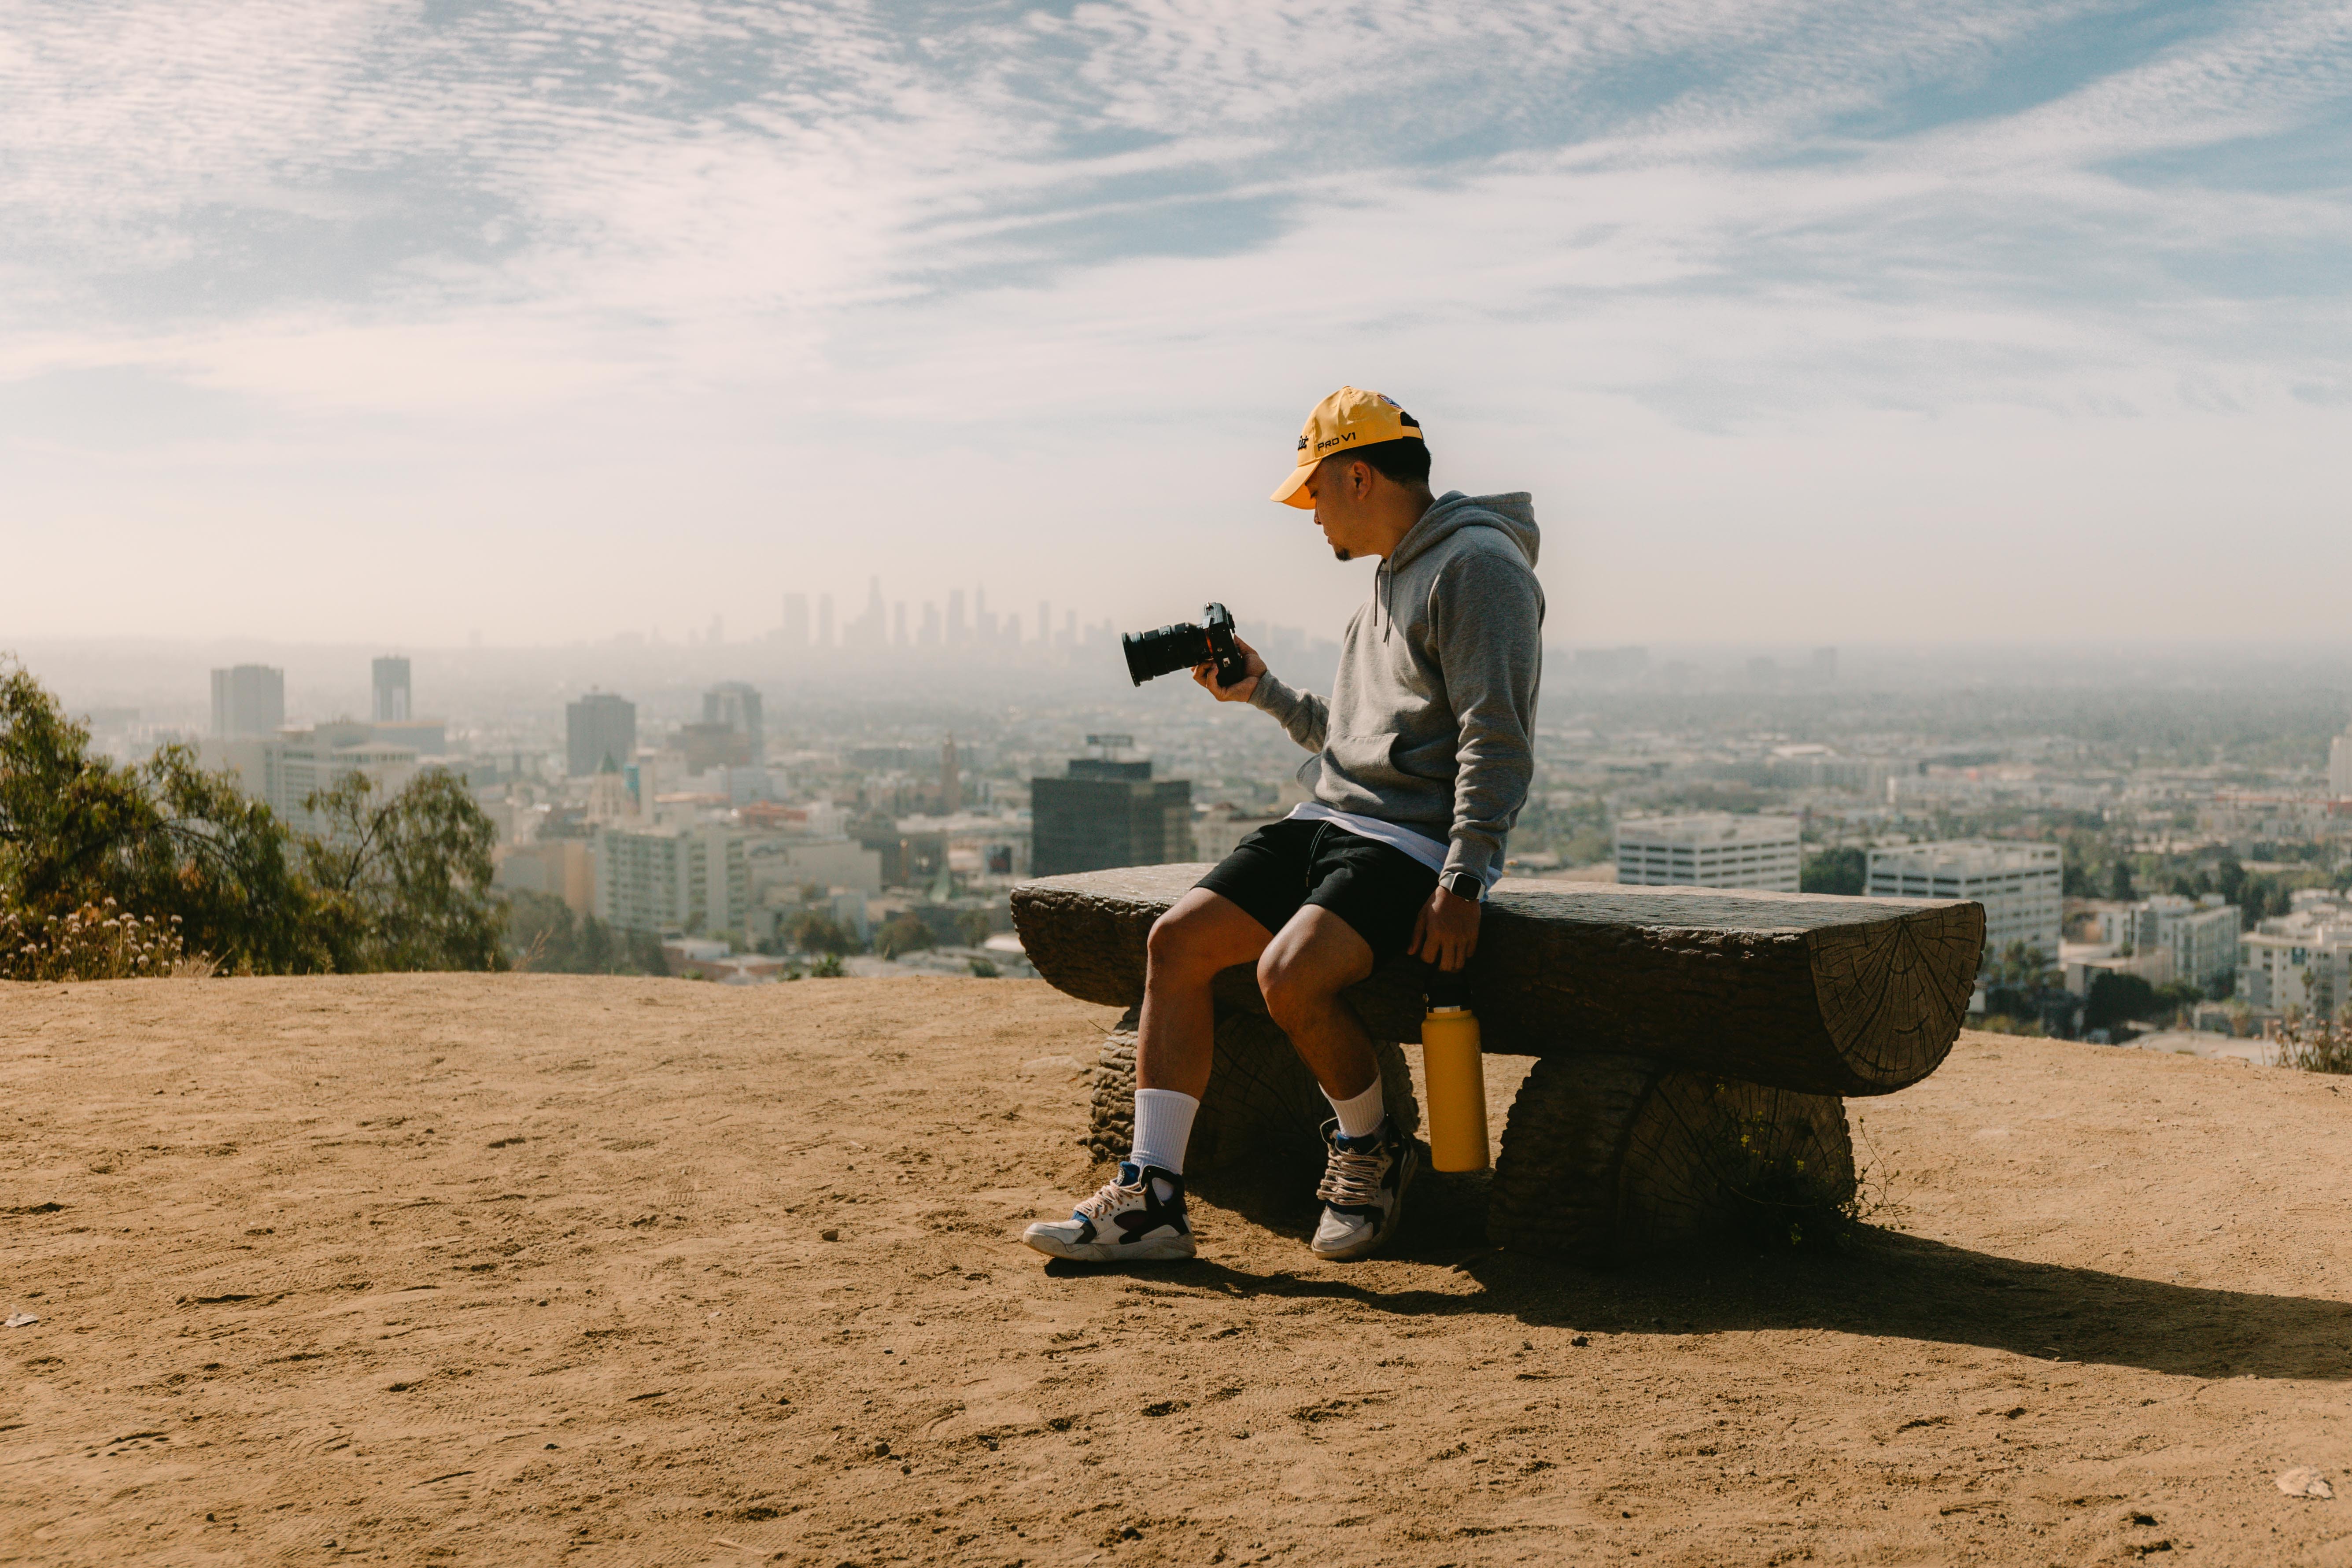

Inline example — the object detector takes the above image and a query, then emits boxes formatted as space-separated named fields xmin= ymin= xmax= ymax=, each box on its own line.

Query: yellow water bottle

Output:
xmin=1420 ymin=968 xmax=1489 ymax=1173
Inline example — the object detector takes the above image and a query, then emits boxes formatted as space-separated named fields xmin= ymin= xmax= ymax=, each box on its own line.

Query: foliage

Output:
xmin=968 ymin=957 xmax=1000 ymax=978
xmin=1707 ymin=1092 xmax=1893 ymax=1253
xmin=0 ymin=899 xmax=203 ymax=982
xmin=872 ymin=912 xmax=934 ymax=959
xmin=1 ymin=664 xmax=320 ymax=972
xmin=2274 ymin=1019 xmax=2352 ymax=1075
xmin=1975 ymin=1013 xmax=2048 ymax=1038
xmin=2084 ymin=970 xmax=2158 ymax=1032
xmin=1 ymin=659 xmax=506 ymax=977
xmin=956 ymin=910 xmax=994 ymax=947
xmin=1800 ymin=846 xmax=1865 ymax=896
xmin=300 ymin=771 xmax=504 ymax=973
xmin=783 ymin=910 xmax=862 ymax=957
xmin=2108 ymin=860 xmax=2137 ymax=901
xmin=1988 ymin=940 xmax=2057 ymax=990
xmin=502 ymin=889 xmax=667 ymax=974
xmin=809 ymin=953 xmax=846 ymax=978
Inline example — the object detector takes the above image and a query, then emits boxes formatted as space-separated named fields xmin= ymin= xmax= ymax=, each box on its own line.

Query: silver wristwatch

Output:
xmin=1438 ymin=871 xmax=1481 ymax=902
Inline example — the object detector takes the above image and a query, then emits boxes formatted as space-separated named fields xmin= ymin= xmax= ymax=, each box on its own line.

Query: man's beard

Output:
xmin=1333 ymin=546 xmax=1351 ymax=561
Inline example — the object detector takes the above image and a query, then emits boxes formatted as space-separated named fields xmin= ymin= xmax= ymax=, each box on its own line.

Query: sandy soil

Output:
xmin=4 ymin=974 xmax=2352 ymax=1567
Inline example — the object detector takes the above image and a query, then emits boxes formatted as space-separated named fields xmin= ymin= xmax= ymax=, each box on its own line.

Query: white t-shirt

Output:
xmin=1283 ymin=802 xmax=1498 ymax=894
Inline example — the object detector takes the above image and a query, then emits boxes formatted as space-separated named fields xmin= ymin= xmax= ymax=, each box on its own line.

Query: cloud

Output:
xmin=0 ymin=0 xmax=2345 ymax=642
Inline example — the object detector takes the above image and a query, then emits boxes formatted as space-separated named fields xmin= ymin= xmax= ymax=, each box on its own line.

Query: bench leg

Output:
xmin=1085 ymin=1005 xmax=1422 ymax=1175
xmin=1488 ymin=1054 xmax=1854 ymax=1259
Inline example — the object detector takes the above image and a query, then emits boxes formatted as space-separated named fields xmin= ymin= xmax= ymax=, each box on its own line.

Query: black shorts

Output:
xmin=1196 ymin=816 xmax=1440 ymax=963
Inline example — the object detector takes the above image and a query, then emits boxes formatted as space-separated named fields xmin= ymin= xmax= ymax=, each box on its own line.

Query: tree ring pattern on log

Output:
xmin=1083 ymin=1005 xmax=1420 ymax=1174
xmin=1808 ymin=902 xmax=1983 ymax=1092
xmin=1490 ymin=1052 xmax=1854 ymax=1259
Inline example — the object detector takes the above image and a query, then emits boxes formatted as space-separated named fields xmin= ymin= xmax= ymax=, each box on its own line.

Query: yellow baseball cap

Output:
xmin=1270 ymin=386 xmax=1423 ymax=508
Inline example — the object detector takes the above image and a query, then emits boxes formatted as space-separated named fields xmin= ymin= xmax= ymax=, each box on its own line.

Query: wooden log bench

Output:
xmin=1010 ymin=864 xmax=1983 ymax=1259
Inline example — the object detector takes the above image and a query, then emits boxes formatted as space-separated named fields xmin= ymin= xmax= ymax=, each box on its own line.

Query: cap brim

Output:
xmin=1269 ymin=463 xmax=1315 ymax=509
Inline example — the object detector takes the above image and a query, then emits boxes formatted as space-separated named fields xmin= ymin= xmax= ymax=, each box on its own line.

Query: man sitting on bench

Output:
xmin=1023 ymin=386 xmax=1545 ymax=1265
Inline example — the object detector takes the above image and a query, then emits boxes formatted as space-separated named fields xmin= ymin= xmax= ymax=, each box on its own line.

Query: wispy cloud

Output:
xmin=0 ymin=0 xmax=2346 ymax=643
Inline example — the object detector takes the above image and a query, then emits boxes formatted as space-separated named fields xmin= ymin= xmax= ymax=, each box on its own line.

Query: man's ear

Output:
xmin=1350 ymin=458 xmax=1376 ymax=498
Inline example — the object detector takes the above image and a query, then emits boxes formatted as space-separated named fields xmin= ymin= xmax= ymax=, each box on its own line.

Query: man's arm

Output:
xmin=1432 ymin=549 xmax=1544 ymax=886
xmin=1191 ymin=637 xmax=1329 ymax=753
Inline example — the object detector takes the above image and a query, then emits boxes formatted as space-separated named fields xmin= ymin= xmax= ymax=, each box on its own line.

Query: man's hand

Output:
xmin=1409 ymin=882 xmax=1482 ymax=972
xmin=1191 ymin=634 xmax=1266 ymax=704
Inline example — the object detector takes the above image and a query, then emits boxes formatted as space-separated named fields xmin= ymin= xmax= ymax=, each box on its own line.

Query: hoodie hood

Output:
xmin=1392 ymin=491 xmax=1540 ymax=572
xmin=1372 ymin=490 xmax=1539 ymax=634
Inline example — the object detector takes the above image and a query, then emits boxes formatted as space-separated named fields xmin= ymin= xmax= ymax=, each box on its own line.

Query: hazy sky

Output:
xmin=4 ymin=0 xmax=2347 ymax=650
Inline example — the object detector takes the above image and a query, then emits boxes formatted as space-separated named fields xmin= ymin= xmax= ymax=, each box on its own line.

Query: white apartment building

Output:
xmin=2101 ymin=894 xmax=2242 ymax=992
xmin=595 ymin=823 xmax=752 ymax=936
xmin=2238 ymin=897 xmax=2352 ymax=1022
xmin=1867 ymin=841 xmax=2062 ymax=971
xmin=744 ymin=835 xmax=883 ymax=900
xmin=1615 ymin=814 xmax=1802 ymax=892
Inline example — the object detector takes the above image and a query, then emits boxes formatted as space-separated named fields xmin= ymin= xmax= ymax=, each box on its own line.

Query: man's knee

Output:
xmin=1256 ymin=947 xmax=1337 ymax=1030
xmin=1146 ymin=907 xmax=1221 ymax=980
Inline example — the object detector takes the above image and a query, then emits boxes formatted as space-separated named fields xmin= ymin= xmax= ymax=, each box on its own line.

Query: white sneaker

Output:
xmin=1310 ymin=1120 xmax=1420 ymax=1261
xmin=1021 ymin=1163 xmax=1196 ymax=1263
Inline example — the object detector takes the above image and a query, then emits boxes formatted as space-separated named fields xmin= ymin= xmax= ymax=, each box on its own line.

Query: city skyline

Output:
xmin=4 ymin=2 xmax=2348 ymax=646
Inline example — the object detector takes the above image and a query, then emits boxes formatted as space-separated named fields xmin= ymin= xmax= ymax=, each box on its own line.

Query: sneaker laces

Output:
xmin=1317 ymin=1142 xmax=1388 ymax=1207
xmin=1074 ymin=1174 xmax=1144 ymax=1221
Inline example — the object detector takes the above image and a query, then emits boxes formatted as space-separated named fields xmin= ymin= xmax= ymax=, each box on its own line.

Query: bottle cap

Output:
xmin=1422 ymin=961 xmax=1471 ymax=1011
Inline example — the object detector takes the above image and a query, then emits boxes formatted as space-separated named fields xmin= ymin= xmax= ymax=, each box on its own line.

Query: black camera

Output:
xmin=1122 ymin=602 xmax=1250 ymax=689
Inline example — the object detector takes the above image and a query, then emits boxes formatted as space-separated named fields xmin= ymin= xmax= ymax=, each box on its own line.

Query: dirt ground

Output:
xmin=4 ymin=974 xmax=2352 ymax=1566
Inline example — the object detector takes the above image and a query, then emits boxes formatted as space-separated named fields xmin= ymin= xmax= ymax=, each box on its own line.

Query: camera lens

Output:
xmin=1122 ymin=623 xmax=1206 ymax=686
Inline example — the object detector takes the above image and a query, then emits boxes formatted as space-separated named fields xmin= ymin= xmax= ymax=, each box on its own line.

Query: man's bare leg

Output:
xmin=1254 ymin=906 xmax=1378 ymax=1100
xmin=1019 ymin=889 xmax=1267 ymax=1263
xmin=1137 ymin=888 xmax=1273 ymax=1097
xmin=1257 ymin=906 xmax=1419 ymax=1262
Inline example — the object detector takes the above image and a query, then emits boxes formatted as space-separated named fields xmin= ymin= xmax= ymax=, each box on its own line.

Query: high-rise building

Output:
xmin=1031 ymin=748 xmax=1192 ymax=876
xmin=1868 ymin=841 xmax=2062 ymax=973
xmin=817 ymin=594 xmax=834 ymax=648
xmin=782 ymin=593 xmax=810 ymax=647
xmin=1615 ymin=814 xmax=1802 ymax=892
xmin=702 ymin=681 xmax=764 ymax=762
xmin=947 ymin=590 xmax=967 ymax=644
xmin=566 ymin=692 xmax=637 ymax=778
xmin=942 ymin=734 xmax=962 ymax=815
xmin=370 ymin=656 xmax=412 ymax=723
xmin=893 ymin=602 xmax=908 ymax=646
xmin=209 ymin=664 xmax=285 ymax=738
xmin=2331 ymin=727 xmax=2352 ymax=800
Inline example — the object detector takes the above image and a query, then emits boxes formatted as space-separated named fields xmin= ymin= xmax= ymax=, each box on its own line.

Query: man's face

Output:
xmin=1307 ymin=456 xmax=1374 ymax=562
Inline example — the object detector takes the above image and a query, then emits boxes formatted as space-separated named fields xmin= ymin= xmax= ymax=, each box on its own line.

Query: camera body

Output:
xmin=1122 ymin=602 xmax=1249 ymax=689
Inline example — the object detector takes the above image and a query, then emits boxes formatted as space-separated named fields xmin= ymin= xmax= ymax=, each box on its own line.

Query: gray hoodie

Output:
xmin=1248 ymin=490 xmax=1544 ymax=885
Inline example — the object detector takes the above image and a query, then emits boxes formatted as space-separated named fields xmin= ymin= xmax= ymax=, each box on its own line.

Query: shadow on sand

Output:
xmin=1045 ymin=1163 xmax=2352 ymax=1384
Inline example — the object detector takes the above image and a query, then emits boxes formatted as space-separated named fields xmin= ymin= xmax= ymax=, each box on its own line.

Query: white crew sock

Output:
xmin=1326 ymin=1076 xmax=1386 ymax=1140
xmin=1130 ymin=1088 xmax=1200 ymax=1178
